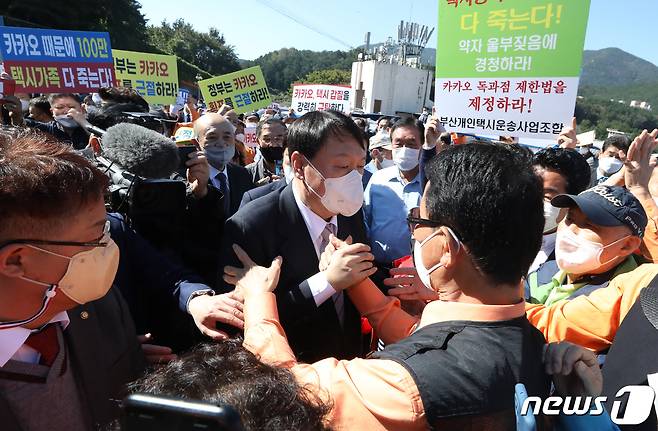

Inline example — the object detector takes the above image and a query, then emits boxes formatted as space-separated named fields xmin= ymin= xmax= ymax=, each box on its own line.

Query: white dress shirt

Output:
xmin=292 ymin=184 xmax=340 ymax=308
xmin=0 ymin=312 xmax=70 ymax=367
xmin=209 ymin=164 xmax=230 ymax=191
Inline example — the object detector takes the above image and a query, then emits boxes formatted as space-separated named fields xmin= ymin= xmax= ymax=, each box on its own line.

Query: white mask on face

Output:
xmin=599 ymin=157 xmax=623 ymax=176
xmin=204 ymin=145 xmax=235 ymax=169
xmin=0 ymin=225 xmax=119 ymax=329
xmin=379 ymin=158 xmax=395 ymax=169
xmin=543 ymin=201 xmax=561 ymax=234
xmin=555 ymin=227 xmax=629 ymax=274
xmin=283 ymin=165 xmax=295 ymax=184
xmin=393 ymin=147 xmax=420 ymax=171
xmin=304 ymin=158 xmax=364 ymax=217
xmin=235 ymin=133 xmax=245 ymax=143
xmin=20 ymin=99 xmax=29 ymax=112
xmin=54 ymin=114 xmax=79 ymax=129
xmin=413 ymin=227 xmax=461 ymax=290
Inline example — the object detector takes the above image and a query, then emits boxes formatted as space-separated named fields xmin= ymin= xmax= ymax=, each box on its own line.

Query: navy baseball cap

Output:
xmin=551 ymin=185 xmax=647 ymax=237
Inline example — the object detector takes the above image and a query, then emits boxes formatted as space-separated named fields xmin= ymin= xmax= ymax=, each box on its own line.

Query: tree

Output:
xmin=302 ymin=69 xmax=351 ymax=85
xmin=249 ymin=47 xmax=357 ymax=92
xmin=1 ymin=0 xmax=150 ymax=51
xmin=147 ymin=19 xmax=240 ymax=77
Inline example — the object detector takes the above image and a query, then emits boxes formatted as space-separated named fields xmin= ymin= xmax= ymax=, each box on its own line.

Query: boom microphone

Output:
xmin=102 ymin=123 xmax=179 ymax=179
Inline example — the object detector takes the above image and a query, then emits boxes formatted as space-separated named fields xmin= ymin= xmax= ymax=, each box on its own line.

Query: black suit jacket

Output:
xmin=239 ymin=179 xmax=287 ymax=209
xmin=0 ymin=287 xmax=145 ymax=431
xmin=223 ymin=163 xmax=255 ymax=217
xmin=217 ymin=183 xmax=367 ymax=362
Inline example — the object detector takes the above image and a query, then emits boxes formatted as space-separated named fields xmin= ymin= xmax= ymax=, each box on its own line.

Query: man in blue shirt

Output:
xmin=364 ymin=117 xmax=425 ymax=266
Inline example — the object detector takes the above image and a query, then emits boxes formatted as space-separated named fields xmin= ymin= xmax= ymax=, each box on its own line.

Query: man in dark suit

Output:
xmin=215 ymin=111 xmax=376 ymax=363
xmin=0 ymin=131 xmax=145 ymax=430
xmin=245 ymin=118 xmax=287 ymax=185
xmin=194 ymin=113 xmax=254 ymax=218
xmin=239 ymin=177 xmax=287 ymax=208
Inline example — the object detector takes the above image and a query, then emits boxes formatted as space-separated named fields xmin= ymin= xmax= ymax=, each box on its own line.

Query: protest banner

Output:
xmin=199 ymin=65 xmax=271 ymax=114
xmin=291 ymin=84 xmax=351 ymax=115
xmin=243 ymin=125 xmax=258 ymax=148
xmin=435 ymin=0 xmax=591 ymax=140
xmin=0 ymin=26 xmax=114 ymax=93
xmin=112 ymin=49 xmax=178 ymax=104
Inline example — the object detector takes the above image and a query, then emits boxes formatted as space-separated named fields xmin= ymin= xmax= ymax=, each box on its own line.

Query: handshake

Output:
xmin=318 ymin=235 xmax=377 ymax=291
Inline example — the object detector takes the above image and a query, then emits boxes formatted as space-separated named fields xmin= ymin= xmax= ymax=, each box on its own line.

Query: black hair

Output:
xmin=424 ymin=143 xmax=543 ymax=285
xmin=29 ymin=96 xmax=51 ymax=114
xmin=130 ymin=340 xmax=331 ymax=431
xmin=390 ymin=117 xmax=425 ymax=146
xmin=602 ymin=135 xmax=630 ymax=153
xmin=287 ymin=110 xmax=365 ymax=160
xmin=353 ymin=117 xmax=368 ymax=130
xmin=532 ymin=148 xmax=591 ymax=195
xmin=256 ymin=118 xmax=286 ymax=138
xmin=47 ymin=93 xmax=81 ymax=105
xmin=87 ymin=102 xmax=150 ymax=131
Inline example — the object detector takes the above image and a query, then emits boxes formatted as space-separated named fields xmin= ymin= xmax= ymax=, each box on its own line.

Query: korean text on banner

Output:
xmin=199 ymin=66 xmax=271 ymax=114
xmin=435 ymin=0 xmax=591 ymax=140
xmin=243 ymin=126 xmax=258 ymax=148
xmin=291 ymin=84 xmax=351 ymax=115
xmin=112 ymin=49 xmax=178 ymax=104
xmin=0 ymin=26 xmax=114 ymax=93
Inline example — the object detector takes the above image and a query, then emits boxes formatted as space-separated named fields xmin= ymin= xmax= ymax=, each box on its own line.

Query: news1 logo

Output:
xmin=522 ymin=373 xmax=658 ymax=425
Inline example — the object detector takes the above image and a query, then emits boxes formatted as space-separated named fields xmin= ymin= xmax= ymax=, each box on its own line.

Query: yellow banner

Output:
xmin=112 ymin=49 xmax=179 ymax=104
xmin=199 ymin=65 xmax=271 ymax=114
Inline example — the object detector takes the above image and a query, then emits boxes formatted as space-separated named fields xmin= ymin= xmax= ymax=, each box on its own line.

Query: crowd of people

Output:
xmin=1 ymin=77 xmax=658 ymax=431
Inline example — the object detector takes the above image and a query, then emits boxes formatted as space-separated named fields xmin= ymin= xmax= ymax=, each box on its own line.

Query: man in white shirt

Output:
xmin=217 ymin=110 xmax=375 ymax=362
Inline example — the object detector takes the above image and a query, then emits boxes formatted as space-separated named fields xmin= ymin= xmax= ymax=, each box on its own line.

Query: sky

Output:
xmin=138 ymin=0 xmax=658 ymax=66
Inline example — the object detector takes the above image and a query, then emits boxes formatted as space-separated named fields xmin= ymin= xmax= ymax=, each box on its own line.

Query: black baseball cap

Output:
xmin=551 ymin=185 xmax=647 ymax=237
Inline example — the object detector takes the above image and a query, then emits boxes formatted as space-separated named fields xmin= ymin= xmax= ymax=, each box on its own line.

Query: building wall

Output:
xmin=351 ymin=60 xmax=433 ymax=114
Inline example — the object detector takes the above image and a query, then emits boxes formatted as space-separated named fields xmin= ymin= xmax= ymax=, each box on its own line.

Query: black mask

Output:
xmin=260 ymin=146 xmax=284 ymax=162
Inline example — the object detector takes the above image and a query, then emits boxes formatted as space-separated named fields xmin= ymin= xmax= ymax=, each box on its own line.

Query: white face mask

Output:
xmin=20 ymin=99 xmax=29 ymax=112
xmin=555 ymin=227 xmax=629 ymax=274
xmin=393 ymin=147 xmax=420 ymax=171
xmin=283 ymin=165 xmax=295 ymax=184
xmin=599 ymin=157 xmax=623 ymax=176
xmin=54 ymin=114 xmax=79 ymax=129
xmin=235 ymin=133 xmax=245 ymax=143
xmin=0 ymin=226 xmax=119 ymax=329
xmin=204 ymin=145 xmax=235 ymax=169
xmin=543 ymin=201 xmax=561 ymax=234
xmin=304 ymin=158 xmax=364 ymax=217
xmin=379 ymin=158 xmax=395 ymax=169
xmin=413 ymin=227 xmax=461 ymax=290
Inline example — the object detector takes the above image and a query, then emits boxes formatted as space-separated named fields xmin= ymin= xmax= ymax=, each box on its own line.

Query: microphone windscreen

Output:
xmin=102 ymin=123 xmax=179 ymax=179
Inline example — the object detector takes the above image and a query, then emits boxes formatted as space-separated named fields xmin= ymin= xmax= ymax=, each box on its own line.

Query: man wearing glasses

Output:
xmin=0 ymin=131 xmax=144 ymax=431
xmin=246 ymin=118 xmax=288 ymax=186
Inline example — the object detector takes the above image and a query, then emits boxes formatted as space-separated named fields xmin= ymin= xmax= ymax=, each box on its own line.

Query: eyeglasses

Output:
xmin=0 ymin=221 xmax=110 ymax=249
xmin=261 ymin=136 xmax=285 ymax=143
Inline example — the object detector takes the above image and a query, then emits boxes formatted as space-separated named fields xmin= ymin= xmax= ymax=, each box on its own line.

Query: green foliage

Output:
xmin=581 ymin=48 xmax=658 ymax=88
xmin=1 ymin=0 xmax=150 ymax=51
xmin=247 ymin=48 xmax=356 ymax=92
xmin=302 ymin=69 xmax=351 ymax=85
xmin=575 ymin=97 xmax=658 ymax=138
xmin=146 ymin=19 xmax=240 ymax=77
